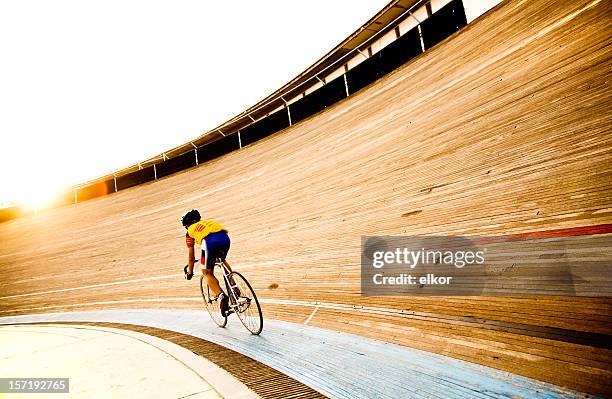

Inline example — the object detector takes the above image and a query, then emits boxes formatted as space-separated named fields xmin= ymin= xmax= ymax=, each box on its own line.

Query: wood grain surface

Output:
xmin=1 ymin=0 xmax=611 ymax=395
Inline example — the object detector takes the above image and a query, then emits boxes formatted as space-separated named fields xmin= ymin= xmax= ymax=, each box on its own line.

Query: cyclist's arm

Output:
xmin=187 ymin=246 xmax=195 ymax=269
xmin=186 ymin=234 xmax=195 ymax=273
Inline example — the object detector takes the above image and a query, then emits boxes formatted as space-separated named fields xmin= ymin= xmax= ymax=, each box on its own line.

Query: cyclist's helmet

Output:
xmin=181 ymin=209 xmax=201 ymax=228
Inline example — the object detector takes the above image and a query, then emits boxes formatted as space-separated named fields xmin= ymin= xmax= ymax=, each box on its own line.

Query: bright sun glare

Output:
xmin=7 ymin=176 xmax=66 ymax=211
xmin=1 ymin=1 xmax=391 ymax=211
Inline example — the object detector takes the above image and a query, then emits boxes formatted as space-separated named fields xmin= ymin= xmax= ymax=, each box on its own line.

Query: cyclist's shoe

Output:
xmin=219 ymin=292 xmax=229 ymax=317
xmin=183 ymin=265 xmax=193 ymax=281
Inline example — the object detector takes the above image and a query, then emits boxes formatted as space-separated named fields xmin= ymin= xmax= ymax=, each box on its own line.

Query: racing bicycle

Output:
xmin=194 ymin=259 xmax=263 ymax=335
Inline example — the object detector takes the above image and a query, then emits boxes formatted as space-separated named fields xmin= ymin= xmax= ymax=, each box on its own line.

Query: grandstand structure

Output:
xmin=1 ymin=0 xmax=611 ymax=397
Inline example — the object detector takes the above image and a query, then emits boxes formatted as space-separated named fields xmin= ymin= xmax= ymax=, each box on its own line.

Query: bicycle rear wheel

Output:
xmin=200 ymin=275 xmax=227 ymax=327
xmin=227 ymin=271 xmax=263 ymax=335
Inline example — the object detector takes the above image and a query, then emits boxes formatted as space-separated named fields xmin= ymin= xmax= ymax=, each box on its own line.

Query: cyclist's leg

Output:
xmin=214 ymin=232 xmax=236 ymax=285
xmin=215 ymin=230 xmax=231 ymax=261
xmin=201 ymin=240 xmax=222 ymax=297
xmin=203 ymin=270 xmax=222 ymax=296
xmin=206 ymin=231 xmax=237 ymax=298
xmin=204 ymin=234 xmax=231 ymax=315
xmin=214 ymin=232 xmax=241 ymax=296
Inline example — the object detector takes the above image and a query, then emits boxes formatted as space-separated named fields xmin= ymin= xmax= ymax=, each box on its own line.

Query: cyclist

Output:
xmin=182 ymin=209 xmax=232 ymax=316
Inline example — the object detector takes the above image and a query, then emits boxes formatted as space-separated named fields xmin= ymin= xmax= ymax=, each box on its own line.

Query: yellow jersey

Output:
xmin=186 ymin=220 xmax=228 ymax=246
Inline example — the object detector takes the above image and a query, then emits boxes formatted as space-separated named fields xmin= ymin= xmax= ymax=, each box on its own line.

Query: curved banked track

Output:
xmin=0 ymin=0 xmax=610 ymax=396
xmin=35 ymin=321 xmax=326 ymax=399
xmin=0 ymin=310 xmax=594 ymax=399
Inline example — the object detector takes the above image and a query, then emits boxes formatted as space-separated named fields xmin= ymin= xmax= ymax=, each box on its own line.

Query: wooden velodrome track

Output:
xmin=1 ymin=0 xmax=610 ymax=396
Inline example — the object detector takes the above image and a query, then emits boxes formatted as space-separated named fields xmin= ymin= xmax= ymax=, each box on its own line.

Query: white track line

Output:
xmin=0 ymin=260 xmax=281 ymax=300
xmin=303 ymin=305 xmax=320 ymax=325
xmin=0 ymin=274 xmax=182 ymax=300
xmin=0 ymin=298 xmax=199 ymax=314
xmin=0 ymin=297 xmax=438 ymax=323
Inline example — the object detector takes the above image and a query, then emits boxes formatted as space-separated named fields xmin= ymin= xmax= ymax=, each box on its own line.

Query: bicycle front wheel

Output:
xmin=200 ymin=275 xmax=227 ymax=327
xmin=228 ymin=272 xmax=263 ymax=335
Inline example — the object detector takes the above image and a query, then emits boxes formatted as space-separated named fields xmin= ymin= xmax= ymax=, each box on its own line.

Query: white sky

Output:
xmin=0 ymin=0 xmax=389 ymax=208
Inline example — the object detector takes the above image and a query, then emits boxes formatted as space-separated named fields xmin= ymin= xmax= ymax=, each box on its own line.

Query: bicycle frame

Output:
xmin=196 ymin=259 xmax=239 ymax=308
xmin=194 ymin=258 xmax=263 ymax=334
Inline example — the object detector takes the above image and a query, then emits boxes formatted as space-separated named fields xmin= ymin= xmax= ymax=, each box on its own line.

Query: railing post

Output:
xmin=356 ymin=49 xmax=369 ymax=60
xmin=113 ymin=175 xmax=117 ymax=192
xmin=409 ymin=12 xmax=425 ymax=52
xmin=74 ymin=188 xmax=78 ymax=204
xmin=343 ymin=73 xmax=350 ymax=97
xmin=287 ymin=105 xmax=292 ymax=126
xmin=153 ymin=164 xmax=157 ymax=179
xmin=190 ymin=142 xmax=198 ymax=166
xmin=281 ymin=97 xmax=292 ymax=126
xmin=417 ymin=25 xmax=425 ymax=52
xmin=238 ymin=131 xmax=242 ymax=148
